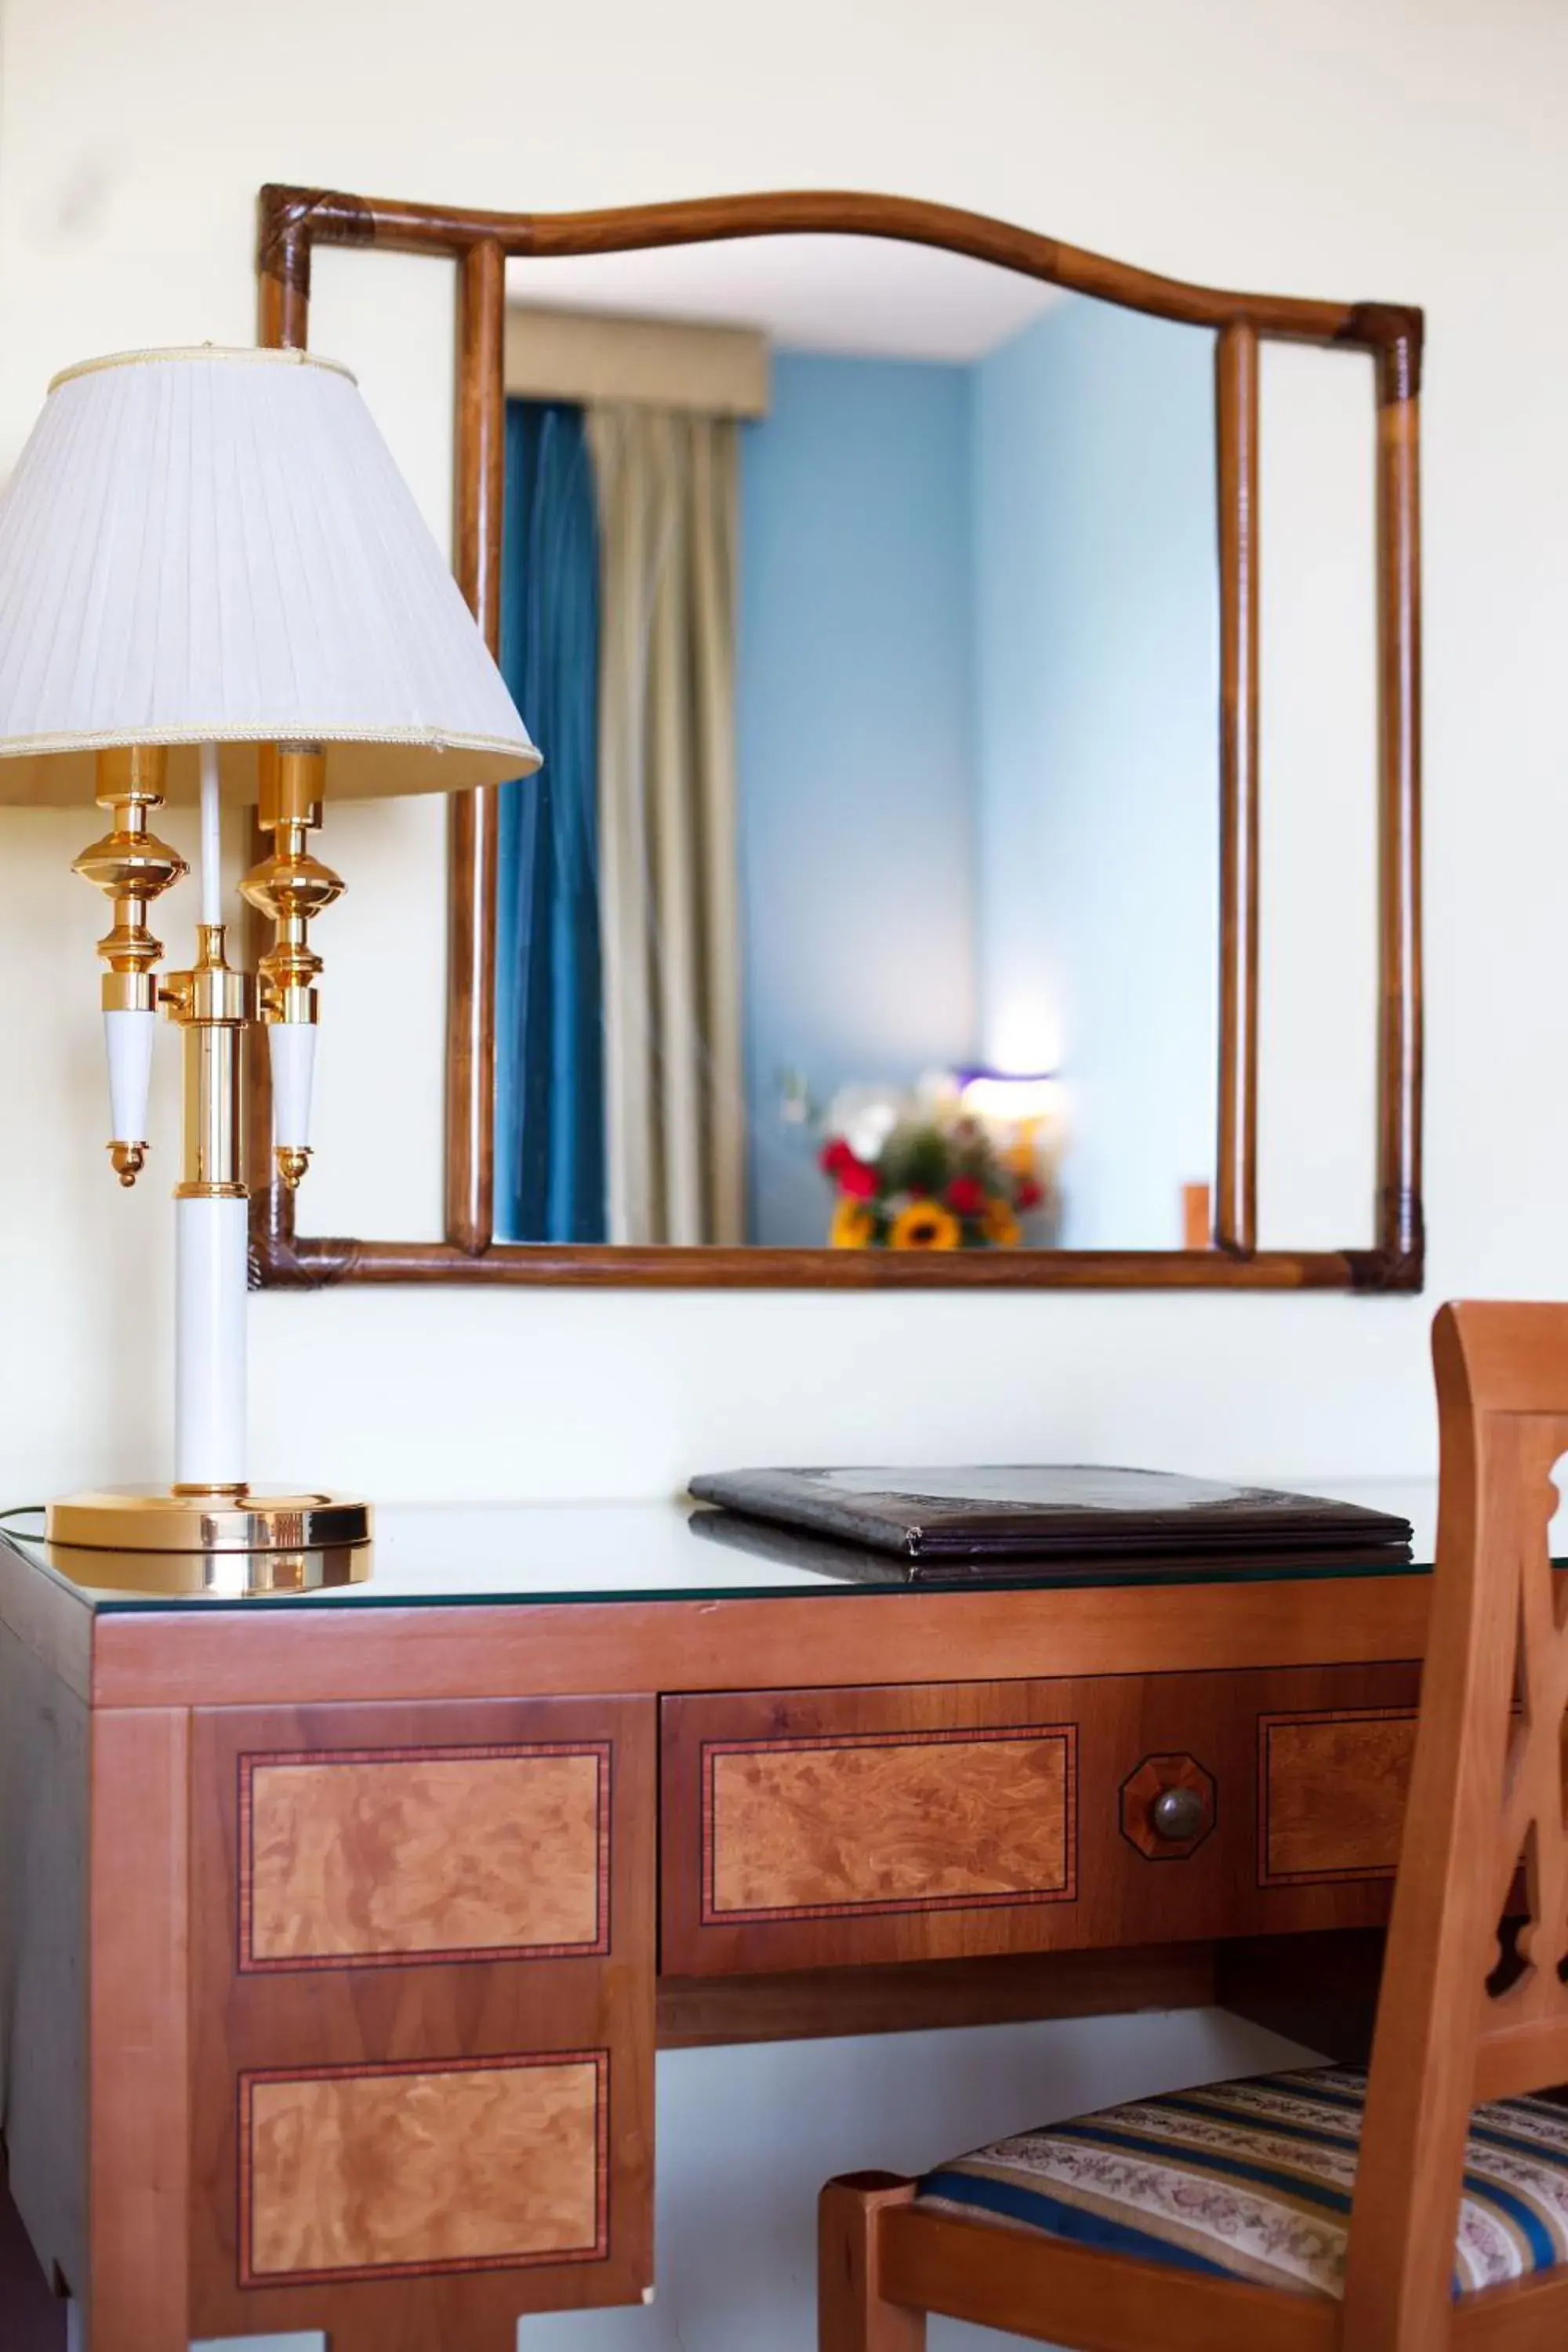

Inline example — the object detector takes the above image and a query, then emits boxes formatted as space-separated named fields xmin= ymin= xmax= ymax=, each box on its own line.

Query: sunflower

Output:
xmin=889 ymin=1200 xmax=963 ymax=1250
xmin=830 ymin=1197 xmax=877 ymax=1249
xmin=981 ymin=1196 xmax=1022 ymax=1247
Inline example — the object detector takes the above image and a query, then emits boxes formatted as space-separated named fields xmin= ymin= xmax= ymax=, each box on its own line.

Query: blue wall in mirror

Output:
xmin=493 ymin=285 xmax=1219 ymax=1253
xmin=737 ymin=352 xmax=980 ymax=1250
xmin=737 ymin=305 xmax=1217 ymax=1250
xmin=972 ymin=299 xmax=1218 ymax=1250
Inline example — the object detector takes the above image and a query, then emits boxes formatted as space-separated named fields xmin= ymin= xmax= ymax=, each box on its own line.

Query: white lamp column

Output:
xmin=171 ymin=743 xmax=249 ymax=1492
xmin=173 ymin=1190 xmax=249 ymax=1490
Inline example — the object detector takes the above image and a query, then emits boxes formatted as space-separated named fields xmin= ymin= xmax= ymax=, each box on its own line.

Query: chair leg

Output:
xmin=819 ymin=2172 xmax=927 ymax=2352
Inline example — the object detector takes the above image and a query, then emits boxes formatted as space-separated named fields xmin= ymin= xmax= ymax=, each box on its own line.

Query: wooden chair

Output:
xmin=819 ymin=1301 xmax=1568 ymax=2352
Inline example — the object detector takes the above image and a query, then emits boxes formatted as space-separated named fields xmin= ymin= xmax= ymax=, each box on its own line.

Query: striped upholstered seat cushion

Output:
xmin=916 ymin=2066 xmax=1568 ymax=2300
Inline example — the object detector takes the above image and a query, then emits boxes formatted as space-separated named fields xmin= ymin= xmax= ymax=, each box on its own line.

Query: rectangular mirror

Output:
xmin=251 ymin=187 xmax=1421 ymax=1292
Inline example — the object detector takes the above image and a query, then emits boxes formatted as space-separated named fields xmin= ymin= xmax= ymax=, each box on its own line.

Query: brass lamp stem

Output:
xmin=72 ymin=747 xmax=187 ymax=1183
xmin=161 ymin=924 xmax=252 ymax=1197
xmin=240 ymin=742 xmax=344 ymax=1189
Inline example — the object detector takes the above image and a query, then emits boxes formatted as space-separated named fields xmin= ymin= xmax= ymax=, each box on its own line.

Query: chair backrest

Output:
xmin=1343 ymin=1301 xmax=1568 ymax=2350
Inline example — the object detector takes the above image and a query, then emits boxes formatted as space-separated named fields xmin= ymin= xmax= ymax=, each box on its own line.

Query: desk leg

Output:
xmin=88 ymin=1709 xmax=191 ymax=2352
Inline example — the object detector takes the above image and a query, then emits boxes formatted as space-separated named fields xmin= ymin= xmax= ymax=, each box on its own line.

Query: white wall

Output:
xmin=3 ymin=2 xmax=1566 ymax=2347
xmin=5 ymin=0 xmax=1561 ymax=1512
xmin=3 ymin=0 xmax=1564 ymax=1502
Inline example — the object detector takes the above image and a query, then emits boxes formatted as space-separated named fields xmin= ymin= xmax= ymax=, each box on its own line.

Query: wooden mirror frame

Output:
xmin=251 ymin=183 xmax=1422 ymax=1293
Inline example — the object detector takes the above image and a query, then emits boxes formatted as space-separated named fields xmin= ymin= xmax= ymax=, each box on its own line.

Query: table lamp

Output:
xmin=0 ymin=346 xmax=538 ymax=1569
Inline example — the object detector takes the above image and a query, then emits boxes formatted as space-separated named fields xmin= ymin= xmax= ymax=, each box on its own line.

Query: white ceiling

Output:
xmin=504 ymin=232 xmax=1069 ymax=364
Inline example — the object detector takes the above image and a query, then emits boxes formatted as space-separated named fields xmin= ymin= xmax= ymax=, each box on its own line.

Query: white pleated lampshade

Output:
xmin=0 ymin=345 xmax=539 ymax=805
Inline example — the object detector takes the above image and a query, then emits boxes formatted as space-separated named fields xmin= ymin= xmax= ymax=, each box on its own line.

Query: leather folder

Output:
xmin=686 ymin=1465 xmax=1413 ymax=1570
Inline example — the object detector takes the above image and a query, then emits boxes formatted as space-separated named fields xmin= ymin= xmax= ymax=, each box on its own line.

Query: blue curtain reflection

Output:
xmin=495 ymin=400 xmax=608 ymax=1243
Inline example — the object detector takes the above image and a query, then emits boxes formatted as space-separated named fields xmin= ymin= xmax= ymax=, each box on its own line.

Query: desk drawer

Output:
xmin=188 ymin=1696 xmax=656 ymax=2346
xmin=660 ymin=1665 xmax=1420 ymax=1975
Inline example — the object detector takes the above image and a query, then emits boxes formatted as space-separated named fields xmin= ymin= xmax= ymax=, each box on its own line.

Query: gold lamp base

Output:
xmin=45 ymin=1486 xmax=373 ymax=1553
xmin=36 ymin=1488 xmax=374 ymax=1600
xmin=42 ymin=1540 xmax=372 ymax=1600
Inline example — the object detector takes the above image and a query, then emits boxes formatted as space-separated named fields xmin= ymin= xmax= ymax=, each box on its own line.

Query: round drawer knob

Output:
xmin=1149 ymin=1785 xmax=1207 ymax=1842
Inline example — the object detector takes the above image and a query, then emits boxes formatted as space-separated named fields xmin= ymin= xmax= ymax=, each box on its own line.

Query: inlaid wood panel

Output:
xmin=188 ymin=1695 xmax=655 ymax=2350
xmin=241 ymin=1740 xmax=608 ymax=1969
xmin=703 ymin=1726 xmax=1075 ymax=1923
xmin=241 ymin=2050 xmax=607 ymax=2285
xmin=663 ymin=1667 xmax=1425 ymax=1976
xmin=1258 ymin=1708 xmax=1417 ymax=1884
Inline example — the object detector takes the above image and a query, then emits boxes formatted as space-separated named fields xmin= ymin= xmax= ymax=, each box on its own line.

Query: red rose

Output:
xmin=820 ymin=1137 xmax=853 ymax=1178
xmin=946 ymin=1174 xmax=986 ymax=1217
xmin=838 ymin=1156 xmax=879 ymax=1200
xmin=1015 ymin=1176 xmax=1044 ymax=1211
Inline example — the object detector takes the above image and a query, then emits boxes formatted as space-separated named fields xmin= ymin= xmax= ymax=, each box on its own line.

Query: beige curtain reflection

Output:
xmin=587 ymin=404 xmax=746 ymax=1246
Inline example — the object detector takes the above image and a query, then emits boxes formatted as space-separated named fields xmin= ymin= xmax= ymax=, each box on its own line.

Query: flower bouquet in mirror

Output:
xmin=818 ymin=1075 xmax=1062 ymax=1250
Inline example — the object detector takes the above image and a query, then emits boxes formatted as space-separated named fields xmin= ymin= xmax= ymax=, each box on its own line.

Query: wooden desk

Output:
xmin=0 ymin=1494 xmax=1432 ymax=2352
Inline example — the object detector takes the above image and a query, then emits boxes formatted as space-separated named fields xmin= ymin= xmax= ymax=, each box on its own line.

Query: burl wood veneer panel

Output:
xmin=241 ymin=1742 xmax=608 ymax=1969
xmin=662 ymin=1667 xmax=1425 ymax=1976
xmin=241 ymin=2051 xmax=606 ymax=2285
xmin=705 ymin=1728 xmax=1074 ymax=1921
xmin=1259 ymin=1708 xmax=1417 ymax=1885
xmin=188 ymin=1696 xmax=655 ymax=2350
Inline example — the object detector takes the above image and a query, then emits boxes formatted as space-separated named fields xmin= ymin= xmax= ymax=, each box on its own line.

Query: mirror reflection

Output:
xmin=494 ymin=235 xmax=1219 ymax=1254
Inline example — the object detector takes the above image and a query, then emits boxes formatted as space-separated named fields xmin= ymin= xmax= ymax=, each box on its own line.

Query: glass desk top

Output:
xmin=0 ymin=1480 xmax=1448 ymax=1613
